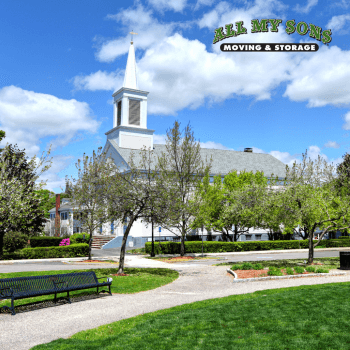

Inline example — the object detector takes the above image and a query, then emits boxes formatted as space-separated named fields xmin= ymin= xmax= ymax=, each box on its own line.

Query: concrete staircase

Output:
xmin=91 ymin=235 xmax=115 ymax=249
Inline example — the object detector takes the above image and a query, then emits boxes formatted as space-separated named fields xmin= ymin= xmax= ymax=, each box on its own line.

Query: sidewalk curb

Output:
xmin=226 ymin=268 xmax=348 ymax=283
xmin=0 ymin=247 xmax=349 ymax=265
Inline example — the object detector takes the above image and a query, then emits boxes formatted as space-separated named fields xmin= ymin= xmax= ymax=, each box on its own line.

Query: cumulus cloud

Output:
xmin=96 ymin=5 xmax=177 ymax=62
xmin=73 ymin=71 xmax=123 ymax=91
xmin=200 ymin=141 xmax=233 ymax=150
xmin=0 ymin=85 xmax=100 ymax=157
xmin=326 ymin=14 xmax=350 ymax=33
xmin=194 ymin=0 xmax=215 ymax=11
xmin=294 ymin=0 xmax=318 ymax=13
xmin=324 ymin=141 xmax=340 ymax=148
xmin=283 ymin=46 xmax=350 ymax=108
xmin=148 ymin=0 xmax=187 ymax=12
xmin=342 ymin=111 xmax=350 ymax=129
xmin=269 ymin=150 xmax=300 ymax=167
xmin=153 ymin=134 xmax=167 ymax=144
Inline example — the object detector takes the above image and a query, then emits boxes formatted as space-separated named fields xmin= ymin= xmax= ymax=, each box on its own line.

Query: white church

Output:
xmin=49 ymin=37 xmax=287 ymax=249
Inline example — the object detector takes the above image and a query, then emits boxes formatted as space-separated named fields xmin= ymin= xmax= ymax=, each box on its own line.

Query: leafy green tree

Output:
xmin=192 ymin=170 xmax=269 ymax=242
xmin=0 ymin=141 xmax=52 ymax=259
xmin=156 ymin=121 xmax=212 ymax=256
xmin=65 ymin=147 xmax=116 ymax=260
xmin=106 ymin=147 xmax=173 ymax=273
xmin=277 ymin=151 xmax=350 ymax=264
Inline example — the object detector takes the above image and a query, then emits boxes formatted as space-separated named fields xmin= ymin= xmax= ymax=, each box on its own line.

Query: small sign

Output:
xmin=159 ymin=227 xmax=161 ymax=232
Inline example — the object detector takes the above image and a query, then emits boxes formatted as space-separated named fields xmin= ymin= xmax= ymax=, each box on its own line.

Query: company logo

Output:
xmin=214 ymin=19 xmax=332 ymax=52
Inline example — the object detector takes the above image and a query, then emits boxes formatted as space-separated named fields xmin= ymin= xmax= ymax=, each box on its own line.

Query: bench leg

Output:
xmin=109 ymin=284 xmax=112 ymax=296
xmin=67 ymin=290 xmax=71 ymax=304
xmin=54 ymin=292 xmax=57 ymax=303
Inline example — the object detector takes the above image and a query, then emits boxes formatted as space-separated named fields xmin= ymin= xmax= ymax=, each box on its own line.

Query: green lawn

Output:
xmin=0 ymin=267 xmax=179 ymax=311
xmin=30 ymin=282 xmax=350 ymax=349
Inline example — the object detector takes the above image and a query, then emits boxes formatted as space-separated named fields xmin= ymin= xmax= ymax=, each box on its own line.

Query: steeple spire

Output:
xmin=123 ymin=31 xmax=138 ymax=90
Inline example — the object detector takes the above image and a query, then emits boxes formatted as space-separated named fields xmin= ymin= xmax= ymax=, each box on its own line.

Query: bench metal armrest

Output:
xmin=0 ymin=286 xmax=13 ymax=297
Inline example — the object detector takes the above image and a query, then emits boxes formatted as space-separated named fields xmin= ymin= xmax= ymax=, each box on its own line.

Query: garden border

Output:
xmin=226 ymin=268 xmax=347 ymax=283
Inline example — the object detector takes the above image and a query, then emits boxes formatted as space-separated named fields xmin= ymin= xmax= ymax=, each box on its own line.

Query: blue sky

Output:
xmin=0 ymin=0 xmax=349 ymax=193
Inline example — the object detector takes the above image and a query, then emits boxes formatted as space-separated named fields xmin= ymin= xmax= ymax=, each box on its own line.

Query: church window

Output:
xmin=117 ymin=101 xmax=122 ymax=126
xmin=129 ymin=99 xmax=140 ymax=125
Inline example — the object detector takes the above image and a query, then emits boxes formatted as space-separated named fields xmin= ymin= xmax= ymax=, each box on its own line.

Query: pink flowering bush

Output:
xmin=59 ymin=238 xmax=70 ymax=246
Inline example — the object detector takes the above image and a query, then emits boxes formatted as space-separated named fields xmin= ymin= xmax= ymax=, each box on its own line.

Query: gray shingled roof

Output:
xmin=108 ymin=141 xmax=287 ymax=178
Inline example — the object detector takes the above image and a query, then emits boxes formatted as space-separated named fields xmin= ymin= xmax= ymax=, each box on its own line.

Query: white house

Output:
xmin=48 ymin=37 xmax=287 ymax=248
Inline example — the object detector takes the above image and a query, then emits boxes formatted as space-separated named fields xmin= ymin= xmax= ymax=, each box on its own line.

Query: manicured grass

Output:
xmin=0 ymin=268 xmax=179 ymax=311
xmin=31 ymin=282 xmax=350 ymax=349
xmin=130 ymin=247 xmax=146 ymax=254
xmin=217 ymin=257 xmax=340 ymax=271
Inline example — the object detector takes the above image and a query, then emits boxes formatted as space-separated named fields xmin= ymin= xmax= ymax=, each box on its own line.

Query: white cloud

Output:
xmin=200 ymin=141 xmax=233 ymax=150
xmin=269 ymin=150 xmax=300 ymax=167
xmin=153 ymin=134 xmax=167 ymax=144
xmin=35 ymin=155 xmax=75 ymax=192
xmin=284 ymin=46 xmax=350 ymax=108
xmin=73 ymin=71 xmax=122 ymax=91
xmin=294 ymin=0 xmax=318 ymax=13
xmin=194 ymin=0 xmax=215 ymax=11
xmin=148 ymin=0 xmax=187 ymax=12
xmin=326 ymin=14 xmax=350 ymax=33
xmin=324 ymin=141 xmax=340 ymax=148
xmin=342 ymin=111 xmax=350 ymax=130
xmin=96 ymin=5 xmax=177 ymax=62
xmin=0 ymin=86 xmax=100 ymax=158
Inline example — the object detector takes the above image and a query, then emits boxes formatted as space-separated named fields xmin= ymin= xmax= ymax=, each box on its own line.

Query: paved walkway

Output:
xmin=1 ymin=255 xmax=350 ymax=350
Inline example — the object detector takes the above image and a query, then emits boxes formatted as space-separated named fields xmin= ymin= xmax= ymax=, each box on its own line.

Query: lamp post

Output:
xmin=151 ymin=219 xmax=155 ymax=257
xmin=201 ymin=225 xmax=204 ymax=258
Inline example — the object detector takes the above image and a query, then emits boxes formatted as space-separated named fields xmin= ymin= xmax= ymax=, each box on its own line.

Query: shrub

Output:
xmin=70 ymin=232 xmax=90 ymax=245
xmin=3 ymin=231 xmax=29 ymax=253
xmin=305 ymin=266 xmax=316 ymax=273
xmin=59 ymin=238 xmax=70 ymax=246
xmin=294 ymin=266 xmax=305 ymax=274
xmin=285 ymin=267 xmax=294 ymax=275
xmin=252 ymin=263 xmax=263 ymax=270
xmin=231 ymin=264 xmax=243 ymax=270
xmin=316 ymin=268 xmax=329 ymax=274
xmin=21 ymin=243 xmax=89 ymax=259
xmin=268 ymin=267 xmax=283 ymax=276
xmin=241 ymin=262 xmax=254 ymax=270
xmin=30 ymin=237 xmax=63 ymax=248
xmin=144 ymin=238 xmax=350 ymax=255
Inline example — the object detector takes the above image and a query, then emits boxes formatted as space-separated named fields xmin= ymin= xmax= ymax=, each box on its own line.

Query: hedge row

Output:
xmin=20 ymin=243 xmax=89 ymax=259
xmin=30 ymin=237 xmax=65 ymax=248
xmin=145 ymin=238 xmax=350 ymax=255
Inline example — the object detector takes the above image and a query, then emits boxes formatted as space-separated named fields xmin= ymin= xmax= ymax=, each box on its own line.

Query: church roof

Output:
xmin=106 ymin=140 xmax=287 ymax=178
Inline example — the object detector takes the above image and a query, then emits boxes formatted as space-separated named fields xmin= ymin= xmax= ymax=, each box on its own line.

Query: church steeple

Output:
xmin=123 ymin=32 xmax=138 ymax=90
xmin=105 ymin=32 xmax=154 ymax=150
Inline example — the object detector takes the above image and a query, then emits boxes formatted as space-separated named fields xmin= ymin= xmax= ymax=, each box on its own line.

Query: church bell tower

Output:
xmin=105 ymin=31 xmax=154 ymax=149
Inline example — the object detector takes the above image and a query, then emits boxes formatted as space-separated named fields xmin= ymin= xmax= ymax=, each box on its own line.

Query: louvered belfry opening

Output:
xmin=129 ymin=99 xmax=140 ymax=125
xmin=117 ymin=100 xmax=122 ymax=126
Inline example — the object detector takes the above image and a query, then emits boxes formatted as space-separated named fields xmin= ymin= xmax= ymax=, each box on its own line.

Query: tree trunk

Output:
xmin=233 ymin=226 xmax=239 ymax=242
xmin=117 ymin=219 xmax=134 ymax=274
xmin=0 ymin=233 xmax=4 ymax=260
xmin=307 ymin=236 xmax=314 ymax=264
xmin=180 ymin=233 xmax=185 ymax=256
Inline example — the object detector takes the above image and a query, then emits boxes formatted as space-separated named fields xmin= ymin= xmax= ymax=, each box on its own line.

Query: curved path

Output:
xmin=1 ymin=256 xmax=350 ymax=350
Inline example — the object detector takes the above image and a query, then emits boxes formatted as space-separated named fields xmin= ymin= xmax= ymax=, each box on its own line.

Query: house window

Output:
xmin=129 ymin=99 xmax=140 ymax=125
xmin=255 ymin=234 xmax=262 ymax=241
xmin=50 ymin=213 xmax=55 ymax=220
xmin=60 ymin=212 xmax=68 ymax=220
xmin=245 ymin=235 xmax=252 ymax=241
xmin=117 ymin=100 xmax=122 ymax=126
xmin=73 ymin=227 xmax=81 ymax=233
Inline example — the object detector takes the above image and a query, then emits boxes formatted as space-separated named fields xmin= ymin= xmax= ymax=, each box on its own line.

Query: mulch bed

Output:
xmin=234 ymin=269 xmax=312 ymax=279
